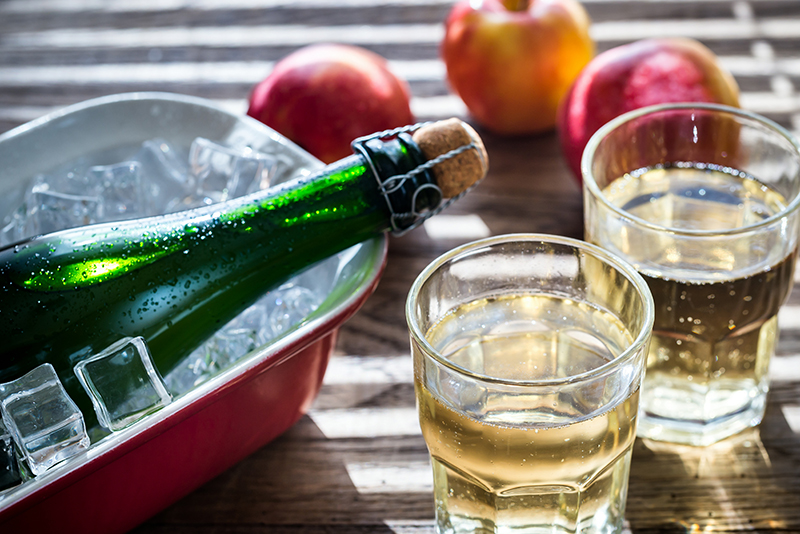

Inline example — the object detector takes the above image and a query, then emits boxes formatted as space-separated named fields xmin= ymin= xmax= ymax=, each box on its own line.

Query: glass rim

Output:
xmin=581 ymin=102 xmax=800 ymax=237
xmin=405 ymin=233 xmax=655 ymax=388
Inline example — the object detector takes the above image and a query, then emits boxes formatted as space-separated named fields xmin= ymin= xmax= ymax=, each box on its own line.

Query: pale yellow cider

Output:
xmin=415 ymin=294 xmax=639 ymax=533
xmin=601 ymin=165 xmax=796 ymax=441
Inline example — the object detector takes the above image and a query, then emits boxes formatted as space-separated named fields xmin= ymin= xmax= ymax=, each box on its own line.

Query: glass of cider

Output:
xmin=407 ymin=234 xmax=654 ymax=534
xmin=583 ymin=103 xmax=800 ymax=446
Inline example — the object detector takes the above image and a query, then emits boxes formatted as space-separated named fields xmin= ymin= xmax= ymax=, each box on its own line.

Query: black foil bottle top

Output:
xmin=355 ymin=132 xmax=443 ymax=233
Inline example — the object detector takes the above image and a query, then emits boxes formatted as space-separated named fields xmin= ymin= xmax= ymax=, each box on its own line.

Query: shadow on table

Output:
xmin=133 ymin=392 xmax=800 ymax=533
xmin=133 ymin=412 xmax=429 ymax=533
xmin=626 ymin=397 xmax=800 ymax=533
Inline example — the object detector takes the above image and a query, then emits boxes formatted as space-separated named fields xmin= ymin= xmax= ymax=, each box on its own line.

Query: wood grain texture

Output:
xmin=2 ymin=0 xmax=800 ymax=532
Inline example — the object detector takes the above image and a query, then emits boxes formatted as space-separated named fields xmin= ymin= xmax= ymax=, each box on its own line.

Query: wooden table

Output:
xmin=2 ymin=0 xmax=800 ymax=531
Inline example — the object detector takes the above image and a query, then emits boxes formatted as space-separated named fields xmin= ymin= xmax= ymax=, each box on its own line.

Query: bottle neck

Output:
xmin=353 ymin=131 xmax=442 ymax=233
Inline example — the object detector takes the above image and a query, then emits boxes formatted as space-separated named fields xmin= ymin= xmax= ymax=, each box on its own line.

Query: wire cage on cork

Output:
xmin=351 ymin=118 xmax=489 ymax=236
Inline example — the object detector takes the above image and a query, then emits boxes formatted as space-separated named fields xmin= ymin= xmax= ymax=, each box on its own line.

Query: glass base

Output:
xmin=431 ymin=455 xmax=629 ymax=534
xmin=637 ymin=393 xmax=766 ymax=446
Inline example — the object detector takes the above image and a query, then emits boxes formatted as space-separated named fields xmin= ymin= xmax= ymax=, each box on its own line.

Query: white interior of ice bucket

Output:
xmin=0 ymin=93 xmax=385 ymax=471
xmin=0 ymin=93 xmax=312 ymax=213
xmin=0 ymin=92 xmax=314 ymax=181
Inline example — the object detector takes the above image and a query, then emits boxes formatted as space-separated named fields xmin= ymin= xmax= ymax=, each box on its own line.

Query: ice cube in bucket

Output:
xmin=0 ymin=364 xmax=90 ymax=476
xmin=74 ymin=337 xmax=172 ymax=432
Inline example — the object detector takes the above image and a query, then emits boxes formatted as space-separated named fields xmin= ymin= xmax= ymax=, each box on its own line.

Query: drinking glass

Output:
xmin=407 ymin=234 xmax=654 ymax=534
xmin=583 ymin=103 xmax=800 ymax=446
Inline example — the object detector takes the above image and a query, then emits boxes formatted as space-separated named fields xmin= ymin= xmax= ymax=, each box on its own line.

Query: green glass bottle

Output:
xmin=0 ymin=119 xmax=487 ymax=424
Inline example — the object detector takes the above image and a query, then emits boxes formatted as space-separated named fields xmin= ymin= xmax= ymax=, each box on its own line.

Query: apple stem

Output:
xmin=501 ymin=0 xmax=530 ymax=11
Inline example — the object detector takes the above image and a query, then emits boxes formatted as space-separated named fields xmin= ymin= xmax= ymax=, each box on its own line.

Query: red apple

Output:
xmin=247 ymin=44 xmax=414 ymax=164
xmin=442 ymin=0 xmax=594 ymax=135
xmin=557 ymin=37 xmax=741 ymax=182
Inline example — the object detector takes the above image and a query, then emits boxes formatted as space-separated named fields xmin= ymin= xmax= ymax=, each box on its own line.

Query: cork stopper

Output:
xmin=412 ymin=118 xmax=489 ymax=198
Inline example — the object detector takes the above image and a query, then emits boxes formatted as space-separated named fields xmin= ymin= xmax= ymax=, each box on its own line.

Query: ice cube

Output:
xmin=0 ymin=205 xmax=27 ymax=247
xmin=133 ymin=138 xmax=195 ymax=214
xmin=270 ymin=152 xmax=310 ymax=185
xmin=207 ymin=327 xmax=259 ymax=366
xmin=163 ymin=311 xmax=262 ymax=396
xmin=189 ymin=137 xmax=275 ymax=204
xmin=0 ymin=169 xmax=101 ymax=244
xmin=74 ymin=337 xmax=172 ymax=432
xmin=162 ymin=344 xmax=211 ymax=395
xmin=0 ymin=419 xmax=21 ymax=492
xmin=0 ymin=179 xmax=30 ymax=248
xmin=234 ymin=304 xmax=272 ymax=347
xmin=0 ymin=364 xmax=89 ymax=476
xmin=162 ymin=281 xmax=325 ymax=398
xmin=266 ymin=285 xmax=320 ymax=339
xmin=85 ymin=161 xmax=149 ymax=221
xmin=22 ymin=181 xmax=102 ymax=237
xmin=19 ymin=169 xmax=84 ymax=198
